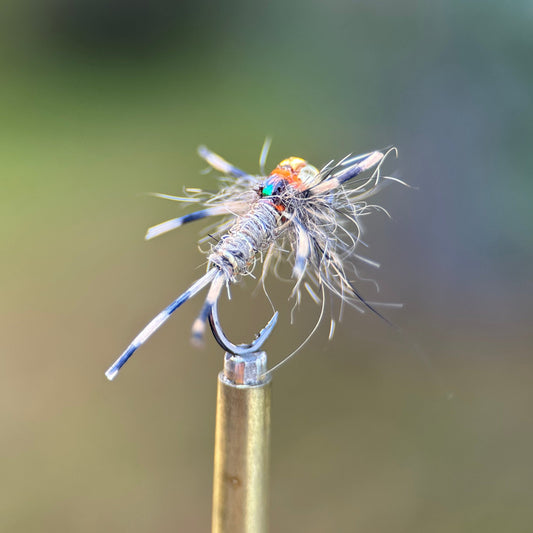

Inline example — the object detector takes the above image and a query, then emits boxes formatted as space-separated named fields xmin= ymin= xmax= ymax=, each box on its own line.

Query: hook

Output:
xmin=208 ymin=297 xmax=278 ymax=356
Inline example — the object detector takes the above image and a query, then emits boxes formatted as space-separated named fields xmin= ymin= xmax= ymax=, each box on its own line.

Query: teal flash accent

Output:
xmin=262 ymin=183 xmax=274 ymax=196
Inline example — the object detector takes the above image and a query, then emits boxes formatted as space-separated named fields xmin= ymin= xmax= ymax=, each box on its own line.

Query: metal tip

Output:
xmin=222 ymin=351 xmax=269 ymax=385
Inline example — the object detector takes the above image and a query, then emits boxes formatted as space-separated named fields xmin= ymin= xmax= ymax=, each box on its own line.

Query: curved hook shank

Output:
xmin=208 ymin=297 xmax=278 ymax=356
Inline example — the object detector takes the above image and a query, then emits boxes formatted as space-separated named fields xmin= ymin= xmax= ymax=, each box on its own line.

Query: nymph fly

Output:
xmin=105 ymin=141 xmax=403 ymax=380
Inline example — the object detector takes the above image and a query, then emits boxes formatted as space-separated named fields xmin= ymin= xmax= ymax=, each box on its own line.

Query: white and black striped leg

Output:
xmin=290 ymin=221 xmax=312 ymax=298
xmin=145 ymin=206 xmax=230 ymax=240
xmin=259 ymin=137 xmax=272 ymax=175
xmin=105 ymin=269 xmax=217 ymax=381
xmin=313 ymin=150 xmax=385 ymax=194
xmin=191 ymin=272 xmax=226 ymax=343
xmin=197 ymin=146 xmax=251 ymax=179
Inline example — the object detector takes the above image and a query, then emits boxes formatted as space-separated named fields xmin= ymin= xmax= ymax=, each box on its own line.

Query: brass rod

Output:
xmin=211 ymin=352 xmax=271 ymax=533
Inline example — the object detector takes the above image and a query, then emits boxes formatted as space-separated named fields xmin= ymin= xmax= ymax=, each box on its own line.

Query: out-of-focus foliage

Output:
xmin=1 ymin=1 xmax=532 ymax=532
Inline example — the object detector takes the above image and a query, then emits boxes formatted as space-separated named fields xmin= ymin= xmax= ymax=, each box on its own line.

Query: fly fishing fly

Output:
xmin=105 ymin=141 xmax=404 ymax=380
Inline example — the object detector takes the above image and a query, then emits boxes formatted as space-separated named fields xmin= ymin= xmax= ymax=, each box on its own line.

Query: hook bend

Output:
xmin=208 ymin=297 xmax=278 ymax=356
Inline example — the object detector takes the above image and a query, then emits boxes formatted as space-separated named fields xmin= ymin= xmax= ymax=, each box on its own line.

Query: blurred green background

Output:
xmin=1 ymin=0 xmax=532 ymax=531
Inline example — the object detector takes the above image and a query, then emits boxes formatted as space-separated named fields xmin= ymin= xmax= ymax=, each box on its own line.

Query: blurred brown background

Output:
xmin=1 ymin=0 xmax=532 ymax=531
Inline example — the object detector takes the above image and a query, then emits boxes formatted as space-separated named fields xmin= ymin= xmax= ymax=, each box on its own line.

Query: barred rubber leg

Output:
xmin=313 ymin=151 xmax=384 ymax=194
xmin=197 ymin=146 xmax=250 ymax=179
xmin=145 ymin=206 xmax=229 ymax=240
xmin=105 ymin=269 xmax=217 ymax=380
xmin=191 ymin=272 xmax=226 ymax=343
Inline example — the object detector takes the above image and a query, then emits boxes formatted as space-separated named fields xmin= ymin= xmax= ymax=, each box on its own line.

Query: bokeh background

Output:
xmin=2 ymin=1 xmax=532 ymax=531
